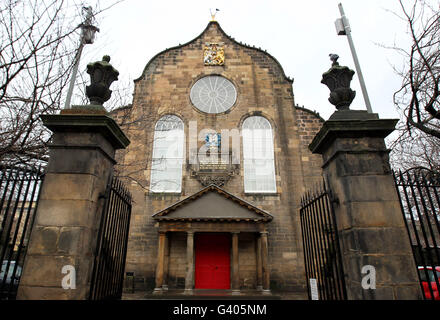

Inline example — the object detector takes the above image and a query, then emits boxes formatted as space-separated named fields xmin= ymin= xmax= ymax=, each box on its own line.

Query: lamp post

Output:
xmin=335 ymin=3 xmax=373 ymax=113
xmin=63 ymin=6 xmax=99 ymax=109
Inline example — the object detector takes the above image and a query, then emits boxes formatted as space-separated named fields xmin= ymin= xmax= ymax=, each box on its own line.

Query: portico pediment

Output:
xmin=152 ymin=184 xmax=273 ymax=222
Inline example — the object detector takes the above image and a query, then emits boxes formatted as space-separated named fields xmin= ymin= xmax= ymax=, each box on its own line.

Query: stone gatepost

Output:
xmin=17 ymin=56 xmax=130 ymax=299
xmin=308 ymin=56 xmax=422 ymax=300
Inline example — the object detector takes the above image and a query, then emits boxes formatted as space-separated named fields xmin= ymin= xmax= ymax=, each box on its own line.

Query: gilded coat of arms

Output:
xmin=204 ymin=43 xmax=225 ymax=66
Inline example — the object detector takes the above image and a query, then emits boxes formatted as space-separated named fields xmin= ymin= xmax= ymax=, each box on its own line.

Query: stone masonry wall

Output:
xmin=295 ymin=107 xmax=325 ymax=191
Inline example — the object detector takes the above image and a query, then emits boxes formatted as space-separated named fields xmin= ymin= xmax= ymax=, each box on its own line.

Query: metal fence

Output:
xmin=0 ymin=165 xmax=44 ymax=300
xmin=89 ymin=175 xmax=132 ymax=300
xmin=393 ymin=168 xmax=440 ymax=300
xmin=300 ymin=183 xmax=347 ymax=300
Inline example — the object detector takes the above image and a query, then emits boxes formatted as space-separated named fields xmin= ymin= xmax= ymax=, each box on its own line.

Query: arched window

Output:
xmin=150 ymin=115 xmax=184 ymax=192
xmin=242 ymin=116 xmax=276 ymax=193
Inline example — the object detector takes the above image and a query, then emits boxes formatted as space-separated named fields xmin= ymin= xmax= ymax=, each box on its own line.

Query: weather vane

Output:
xmin=210 ymin=8 xmax=219 ymax=21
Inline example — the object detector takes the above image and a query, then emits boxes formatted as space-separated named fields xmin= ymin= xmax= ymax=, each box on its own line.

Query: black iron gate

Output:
xmin=89 ymin=175 xmax=132 ymax=300
xmin=393 ymin=168 xmax=440 ymax=300
xmin=300 ymin=183 xmax=347 ymax=300
xmin=0 ymin=165 xmax=44 ymax=300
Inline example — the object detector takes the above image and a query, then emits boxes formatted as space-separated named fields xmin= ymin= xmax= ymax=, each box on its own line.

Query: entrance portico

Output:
xmin=152 ymin=185 xmax=273 ymax=294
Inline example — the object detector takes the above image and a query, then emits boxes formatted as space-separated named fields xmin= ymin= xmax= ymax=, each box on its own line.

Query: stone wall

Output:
xmin=295 ymin=106 xmax=325 ymax=190
xmin=167 ymin=232 xmax=187 ymax=288
xmin=238 ymin=233 xmax=258 ymax=289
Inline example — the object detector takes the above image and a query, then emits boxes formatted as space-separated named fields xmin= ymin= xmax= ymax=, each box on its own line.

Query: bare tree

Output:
xmin=393 ymin=0 xmax=440 ymax=139
xmin=385 ymin=0 xmax=440 ymax=171
xmin=389 ymin=125 xmax=440 ymax=171
xmin=0 ymin=0 xmax=126 ymax=168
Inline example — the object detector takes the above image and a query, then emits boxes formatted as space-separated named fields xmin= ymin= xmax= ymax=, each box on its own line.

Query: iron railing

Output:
xmin=394 ymin=169 xmax=440 ymax=300
xmin=89 ymin=175 xmax=132 ymax=300
xmin=300 ymin=183 xmax=347 ymax=300
xmin=0 ymin=165 xmax=44 ymax=300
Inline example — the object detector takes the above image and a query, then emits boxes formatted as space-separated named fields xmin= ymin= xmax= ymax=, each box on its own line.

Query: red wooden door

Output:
xmin=195 ymin=233 xmax=231 ymax=289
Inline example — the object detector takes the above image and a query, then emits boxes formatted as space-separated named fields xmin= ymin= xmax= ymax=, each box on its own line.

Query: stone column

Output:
xmin=260 ymin=231 xmax=270 ymax=293
xmin=163 ymin=233 xmax=170 ymax=291
xmin=153 ymin=231 xmax=167 ymax=293
xmin=309 ymin=110 xmax=422 ymax=300
xmin=17 ymin=114 xmax=129 ymax=300
xmin=185 ymin=231 xmax=195 ymax=293
xmin=256 ymin=233 xmax=263 ymax=291
xmin=231 ymin=232 xmax=240 ymax=293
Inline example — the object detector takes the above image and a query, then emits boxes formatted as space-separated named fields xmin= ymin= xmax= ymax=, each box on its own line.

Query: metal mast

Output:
xmin=335 ymin=3 xmax=373 ymax=113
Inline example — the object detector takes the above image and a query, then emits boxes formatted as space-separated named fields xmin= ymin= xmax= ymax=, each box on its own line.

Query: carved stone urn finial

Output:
xmin=321 ymin=54 xmax=356 ymax=110
xmin=85 ymin=55 xmax=119 ymax=106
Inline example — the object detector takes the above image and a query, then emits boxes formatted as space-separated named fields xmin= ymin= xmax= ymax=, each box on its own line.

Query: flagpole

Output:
xmin=337 ymin=3 xmax=373 ymax=113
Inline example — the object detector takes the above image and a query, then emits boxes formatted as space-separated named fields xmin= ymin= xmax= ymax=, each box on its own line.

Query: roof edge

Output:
xmin=295 ymin=105 xmax=325 ymax=122
xmin=135 ymin=21 xmax=294 ymax=83
xmin=152 ymin=184 xmax=273 ymax=221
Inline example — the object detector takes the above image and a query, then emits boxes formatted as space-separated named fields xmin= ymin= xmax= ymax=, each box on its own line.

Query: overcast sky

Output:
xmin=76 ymin=0 xmax=414 ymax=121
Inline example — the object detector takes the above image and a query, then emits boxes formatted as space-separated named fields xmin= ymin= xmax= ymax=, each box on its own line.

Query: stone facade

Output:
xmin=113 ymin=21 xmax=324 ymax=294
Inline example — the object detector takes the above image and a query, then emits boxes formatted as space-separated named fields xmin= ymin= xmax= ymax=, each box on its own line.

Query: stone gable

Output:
xmin=112 ymin=21 xmax=324 ymax=294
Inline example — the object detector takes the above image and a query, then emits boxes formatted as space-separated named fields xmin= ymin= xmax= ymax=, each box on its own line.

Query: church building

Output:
xmin=114 ymin=19 xmax=325 ymax=295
